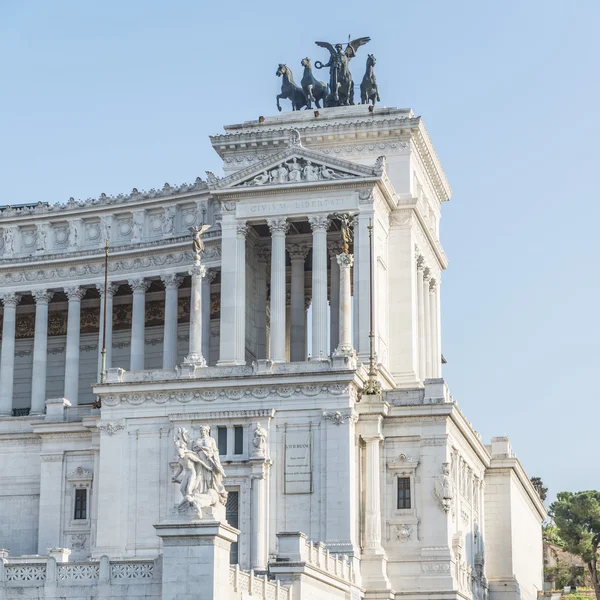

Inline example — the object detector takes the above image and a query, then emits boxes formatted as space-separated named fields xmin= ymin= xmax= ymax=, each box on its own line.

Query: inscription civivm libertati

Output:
xmin=237 ymin=197 xmax=354 ymax=219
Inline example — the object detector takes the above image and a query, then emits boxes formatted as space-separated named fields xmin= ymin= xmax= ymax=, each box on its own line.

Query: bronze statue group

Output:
xmin=276 ymin=37 xmax=380 ymax=112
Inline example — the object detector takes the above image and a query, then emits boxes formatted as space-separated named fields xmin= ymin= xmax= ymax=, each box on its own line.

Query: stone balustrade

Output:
xmin=229 ymin=565 xmax=290 ymax=600
xmin=0 ymin=555 xmax=158 ymax=590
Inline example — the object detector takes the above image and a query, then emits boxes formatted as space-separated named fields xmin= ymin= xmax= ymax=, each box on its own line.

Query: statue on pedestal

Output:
xmin=171 ymin=426 xmax=227 ymax=519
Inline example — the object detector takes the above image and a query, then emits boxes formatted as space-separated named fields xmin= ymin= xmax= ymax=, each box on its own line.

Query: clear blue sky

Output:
xmin=1 ymin=1 xmax=598 ymax=503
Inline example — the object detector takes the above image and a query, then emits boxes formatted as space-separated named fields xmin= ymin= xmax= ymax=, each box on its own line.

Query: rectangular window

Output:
xmin=397 ymin=477 xmax=411 ymax=509
xmin=74 ymin=489 xmax=87 ymax=520
xmin=234 ymin=426 xmax=243 ymax=455
xmin=217 ymin=427 xmax=227 ymax=456
xmin=226 ymin=491 xmax=239 ymax=564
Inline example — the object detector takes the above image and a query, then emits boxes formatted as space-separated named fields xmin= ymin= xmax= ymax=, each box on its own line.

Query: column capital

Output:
xmin=337 ymin=253 xmax=354 ymax=268
xmin=267 ymin=217 xmax=289 ymax=235
xmin=236 ymin=221 xmax=248 ymax=237
xmin=308 ymin=214 xmax=330 ymax=232
xmin=429 ymin=278 xmax=437 ymax=293
xmin=32 ymin=290 xmax=54 ymax=304
xmin=65 ymin=286 xmax=85 ymax=301
xmin=304 ymin=295 xmax=312 ymax=311
xmin=423 ymin=267 xmax=431 ymax=281
xmin=161 ymin=273 xmax=183 ymax=289
xmin=287 ymin=243 xmax=309 ymax=261
xmin=128 ymin=278 xmax=150 ymax=293
xmin=0 ymin=292 xmax=22 ymax=307
xmin=327 ymin=241 xmax=343 ymax=258
xmin=256 ymin=246 xmax=271 ymax=262
xmin=416 ymin=254 xmax=425 ymax=270
xmin=189 ymin=262 xmax=207 ymax=278
xmin=205 ymin=268 xmax=218 ymax=283
xmin=95 ymin=282 xmax=117 ymax=297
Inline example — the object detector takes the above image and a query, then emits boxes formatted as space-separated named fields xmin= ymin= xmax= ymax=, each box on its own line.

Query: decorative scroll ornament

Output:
xmin=171 ymin=426 xmax=227 ymax=519
xmin=432 ymin=462 xmax=455 ymax=514
xmin=98 ymin=422 xmax=125 ymax=436
xmin=322 ymin=410 xmax=358 ymax=426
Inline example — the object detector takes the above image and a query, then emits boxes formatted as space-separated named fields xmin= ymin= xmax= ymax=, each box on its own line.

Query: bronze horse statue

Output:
xmin=360 ymin=54 xmax=380 ymax=106
xmin=276 ymin=64 xmax=307 ymax=112
xmin=300 ymin=58 xmax=328 ymax=110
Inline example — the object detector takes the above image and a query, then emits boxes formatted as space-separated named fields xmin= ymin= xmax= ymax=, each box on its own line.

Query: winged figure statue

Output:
xmin=314 ymin=37 xmax=371 ymax=106
xmin=190 ymin=223 xmax=211 ymax=257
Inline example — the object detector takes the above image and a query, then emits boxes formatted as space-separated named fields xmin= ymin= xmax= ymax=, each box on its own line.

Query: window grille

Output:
xmin=74 ymin=489 xmax=87 ymax=520
xmin=226 ymin=491 xmax=239 ymax=564
xmin=397 ymin=477 xmax=411 ymax=509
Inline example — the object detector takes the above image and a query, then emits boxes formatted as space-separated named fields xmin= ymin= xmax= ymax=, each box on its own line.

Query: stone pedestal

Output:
xmin=154 ymin=520 xmax=239 ymax=600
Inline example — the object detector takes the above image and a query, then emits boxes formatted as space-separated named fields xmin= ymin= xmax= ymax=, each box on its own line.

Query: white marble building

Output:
xmin=0 ymin=105 xmax=546 ymax=600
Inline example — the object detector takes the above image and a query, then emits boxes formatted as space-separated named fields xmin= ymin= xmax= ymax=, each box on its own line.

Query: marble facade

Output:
xmin=0 ymin=105 xmax=545 ymax=600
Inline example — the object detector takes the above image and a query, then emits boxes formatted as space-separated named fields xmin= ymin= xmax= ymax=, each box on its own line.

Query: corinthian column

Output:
xmin=267 ymin=218 xmax=288 ymax=362
xmin=202 ymin=269 xmax=216 ymax=364
xmin=128 ymin=278 xmax=149 ymax=371
xmin=31 ymin=290 xmax=54 ymax=415
xmin=235 ymin=221 xmax=248 ymax=364
xmin=64 ymin=286 xmax=85 ymax=405
xmin=288 ymin=243 xmax=309 ymax=362
xmin=422 ymin=268 xmax=432 ymax=379
xmin=416 ymin=256 xmax=426 ymax=381
xmin=328 ymin=243 xmax=341 ymax=354
xmin=429 ymin=278 xmax=440 ymax=378
xmin=308 ymin=215 xmax=329 ymax=361
xmin=185 ymin=261 xmax=207 ymax=366
xmin=333 ymin=253 xmax=355 ymax=358
xmin=96 ymin=283 xmax=115 ymax=381
xmin=0 ymin=293 xmax=21 ymax=416
xmin=161 ymin=274 xmax=182 ymax=369
xmin=255 ymin=248 xmax=270 ymax=360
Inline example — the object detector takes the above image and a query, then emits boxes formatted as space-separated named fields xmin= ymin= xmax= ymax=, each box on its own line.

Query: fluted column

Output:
xmin=185 ymin=261 xmax=207 ymax=365
xmin=416 ymin=256 xmax=426 ymax=381
xmin=128 ymin=279 xmax=149 ymax=371
xmin=218 ymin=213 xmax=238 ymax=366
xmin=31 ymin=290 xmax=54 ymax=415
xmin=422 ymin=268 xmax=432 ymax=379
xmin=334 ymin=253 xmax=355 ymax=357
xmin=267 ymin=218 xmax=288 ymax=362
xmin=328 ymin=243 xmax=341 ymax=354
xmin=255 ymin=248 xmax=270 ymax=360
xmin=0 ymin=293 xmax=21 ymax=416
xmin=287 ymin=243 xmax=308 ymax=362
xmin=202 ymin=269 xmax=216 ymax=364
xmin=235 ymin=222 xmax=248 ymax=364
xmin=161 ymin=274 xmax=182 ymax=369
xmin=64 ymin=286 xmax=84 ymax=405
xmin=309 ymin=215 xmax=329 ymax=361
xmin=429 ymin=278 xmax=440 ymax=377
xmin=96 ymin=283 xmax=115 ymax=381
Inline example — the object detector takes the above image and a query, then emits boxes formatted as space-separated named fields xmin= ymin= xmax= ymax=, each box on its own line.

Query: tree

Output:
xmin=550 ymin=491 xmax=600 ymax=600
xmin=532 ymin=476 xmax=548 ymax=501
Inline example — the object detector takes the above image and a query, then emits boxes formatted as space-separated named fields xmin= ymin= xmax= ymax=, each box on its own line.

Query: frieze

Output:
xmin=102 ymin=383 xmax=355 ymax=406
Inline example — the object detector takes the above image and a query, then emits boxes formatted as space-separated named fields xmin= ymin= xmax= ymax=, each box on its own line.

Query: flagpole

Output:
xmin=100 ymin=239 xmax=109 ymax=384
xmin=363 ymin=218 xmax=381 ymax=397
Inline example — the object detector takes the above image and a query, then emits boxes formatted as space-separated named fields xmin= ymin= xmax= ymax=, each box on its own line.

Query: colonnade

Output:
xmin=218 ymin=214 xmax=349 ymax=367
xmin=0 ymin=274 xmax=213 ymax=415
xmin=416 ymin=253 xmax=441 ymax=380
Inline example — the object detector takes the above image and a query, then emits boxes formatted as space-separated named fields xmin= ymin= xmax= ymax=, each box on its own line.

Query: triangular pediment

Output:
xmin=208 ymin=145 xmax=384 ymax=192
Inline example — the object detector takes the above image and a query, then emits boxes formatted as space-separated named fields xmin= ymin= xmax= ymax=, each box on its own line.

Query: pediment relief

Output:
xmin=235 ymin=157 xmax=358 ymax=188
xmin=208 ymin=146 xmax=384 ymax=192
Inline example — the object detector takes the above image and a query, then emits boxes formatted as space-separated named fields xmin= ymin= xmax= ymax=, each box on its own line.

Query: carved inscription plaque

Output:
xmin=284 ymin=428 xmax=312 ymax=494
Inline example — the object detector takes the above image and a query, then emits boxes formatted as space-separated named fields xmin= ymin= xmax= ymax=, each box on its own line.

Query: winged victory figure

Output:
xmin=314 ymin=36 xmax=371 ymax=107
xmin=190 ymin=223 xmax=211 ymax=257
